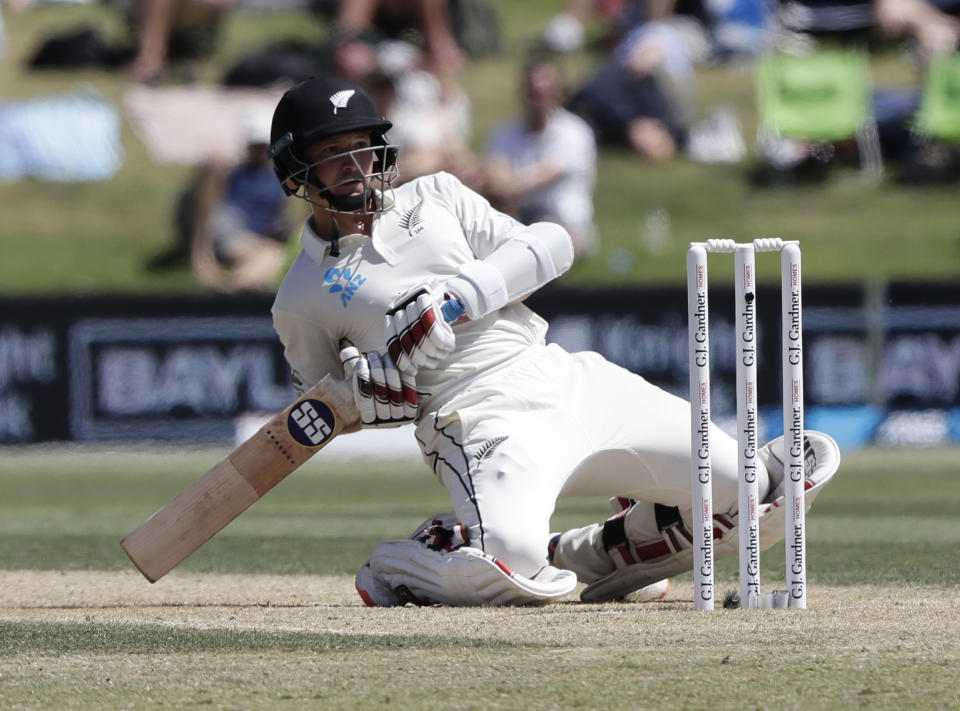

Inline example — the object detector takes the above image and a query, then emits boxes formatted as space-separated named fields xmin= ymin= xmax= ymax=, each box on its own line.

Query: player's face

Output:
xmin=303 ymin=131 xmax=375 ymax=198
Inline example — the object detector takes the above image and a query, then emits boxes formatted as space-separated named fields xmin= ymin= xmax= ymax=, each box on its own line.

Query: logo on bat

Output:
xmin=287 ymin=399 xmax=336 ymax=447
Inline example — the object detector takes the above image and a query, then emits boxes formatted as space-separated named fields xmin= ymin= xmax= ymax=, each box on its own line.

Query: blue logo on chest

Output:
xmin=324 ymin=266 xmax=366 ymax=307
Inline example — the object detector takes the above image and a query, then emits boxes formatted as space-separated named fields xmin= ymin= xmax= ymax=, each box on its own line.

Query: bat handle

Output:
xmin=441 ymin=298 xmax=465 ymax=323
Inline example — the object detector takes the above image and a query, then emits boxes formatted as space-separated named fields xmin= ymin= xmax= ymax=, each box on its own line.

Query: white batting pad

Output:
xmin=754 ymin=430 xmax=841 ymax=548
xmin=580 ymin=430 xmax=840 ymax=603
xmin=366 ymin=540 xmax=577 ymax=606
xmin=580 ymin=548 xmax=693 ymax=603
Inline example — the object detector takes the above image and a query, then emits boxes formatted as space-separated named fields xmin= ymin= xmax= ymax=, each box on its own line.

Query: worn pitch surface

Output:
xmin=2 ymin=571 xmax=959 ymax=710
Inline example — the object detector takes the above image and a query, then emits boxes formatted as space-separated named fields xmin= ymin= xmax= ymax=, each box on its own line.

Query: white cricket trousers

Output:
xmin=415 ymin=343 xmax=755 ymax=580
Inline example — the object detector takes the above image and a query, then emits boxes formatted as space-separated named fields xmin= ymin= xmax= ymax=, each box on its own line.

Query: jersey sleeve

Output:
xmin=429 ymin=171 xmax=525 ymax=260
xmin=271 ymin=307 xmax=342 ymax=396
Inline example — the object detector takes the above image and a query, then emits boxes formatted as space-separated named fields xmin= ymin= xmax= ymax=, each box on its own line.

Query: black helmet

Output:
xmin=268 ymin=76 xmax=398 ymax=211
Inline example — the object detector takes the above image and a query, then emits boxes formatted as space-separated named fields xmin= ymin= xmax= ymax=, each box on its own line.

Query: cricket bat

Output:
xmin=121 ymin=375 xmax=358 ymax=582
xmin=122 ymin=299 xmax=466 ymax=583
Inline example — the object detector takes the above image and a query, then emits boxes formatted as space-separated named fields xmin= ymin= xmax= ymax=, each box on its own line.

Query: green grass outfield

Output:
xmin=1 ymin=445 xmax=958 ymax=709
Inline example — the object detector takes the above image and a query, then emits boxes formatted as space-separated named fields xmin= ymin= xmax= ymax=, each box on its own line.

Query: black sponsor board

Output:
xmin=528 ymin=282 xmax=866 ymax=415
xmin=0 ymin=294 xmax=289 ymax=443
xmin=1 ymin=283 xmax=958 ymax=444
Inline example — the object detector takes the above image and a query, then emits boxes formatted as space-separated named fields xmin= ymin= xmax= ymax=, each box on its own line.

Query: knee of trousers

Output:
xmin=471 ymin=525 xmax=551 ymax=580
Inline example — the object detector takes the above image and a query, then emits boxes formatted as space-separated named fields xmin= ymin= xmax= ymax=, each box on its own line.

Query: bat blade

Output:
xmin=121 ymin=375 xmax=358 ymax=582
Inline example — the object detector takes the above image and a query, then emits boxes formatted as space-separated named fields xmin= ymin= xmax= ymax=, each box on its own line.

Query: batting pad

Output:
xmin=580 ymin=430 xmax=841 ymax=603
xmin=367 ymin=540 xmax=577 ymax=606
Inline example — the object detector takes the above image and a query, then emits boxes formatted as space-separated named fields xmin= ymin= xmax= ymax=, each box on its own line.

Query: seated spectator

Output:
xmin=122 ymin=0 xmax=239 ymax=83
xmin=316 ymin=0 xmax=467 ymax=85
xmin=19 ymin=0 xmax=234 ymax=80
xmin=340 ymin=38 xmax=480 ymax=186
xmin=774 ymin=0 xmax=960 ymax=62
xmin=316 ymin=0 xmax=502 ymax=63
xmin=542 ymin=0 xmax=650 ymax=53
xmin=763 ymin=0 xmax=960 ymax=180
xmin=542 ymin=0 xmax=763 ymax=59
xmin=484 ymin=59 xmax=598 ymax=258
xmin=874 ymin=0 xmax=960 ymax=62
xmin=146 ymin=111 xmax=292 ymax=292
xmin=567 ymin=20 xmax=698 ymax=162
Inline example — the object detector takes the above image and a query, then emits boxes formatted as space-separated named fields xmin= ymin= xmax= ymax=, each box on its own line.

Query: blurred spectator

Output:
xmin=372 ymin=41 xmax=478 ymax=184
xmin=542 ymin=0 xmax=768 ymax=59
xmin=146 ymin=111 xmax=292 ymax=292
xmin=542 ymin=0 xmax=649 ymax=53
xmin=484 ymin=59 xmax=598 ymax=257
xmin=762 ymin=0 xmax=960 ymax=180
xmin=325 ymin=36 xmax=479 ymax=185
xmin=774 ymin=0 xmax=960 ymax=61
xmin=317 ymin=0 xmax=477 ymax=180
xmin=870 ymin=0 xmax=960 ymax=178
xmin=121 ymin=0 xmax=239 ymax=83
xmin=710 ymin=0 xmax=775 ymax=58
xmin=314 ymin=0 xmax=492 ymax=89
xmin=327 ymin=32 xmax=381 ymax=85
xmin=315 ymin=0 xmax=502 ymax=57
xmin=23 ymin=0 xmax=239 ymax=81
xmin=874 ymin=0 xmax=960 ymax=61
xmin=568 ymin=20 xmax=699 ymax=162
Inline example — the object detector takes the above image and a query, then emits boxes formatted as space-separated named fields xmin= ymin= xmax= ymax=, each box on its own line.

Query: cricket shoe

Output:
xmin=547 ymin=499 xmax=673 ymax=604
xmin=621 ymin=577 xmax=671 ymax=603
xmin=759 ymin=430 xmax=839 ymax=504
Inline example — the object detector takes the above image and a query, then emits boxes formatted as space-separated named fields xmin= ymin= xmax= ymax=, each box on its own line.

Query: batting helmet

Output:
xmin=268 ymin=76 xmax=398 ymax=213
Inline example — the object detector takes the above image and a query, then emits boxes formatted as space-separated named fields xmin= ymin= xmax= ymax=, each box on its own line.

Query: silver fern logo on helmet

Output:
xmin=329 ymin=90 xmax=355 ymax=114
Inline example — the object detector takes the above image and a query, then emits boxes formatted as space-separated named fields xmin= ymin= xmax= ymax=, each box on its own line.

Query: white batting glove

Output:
xmin=385 ymin=282 xmax=457 ymax=376
xmin=339 ymin=341 xmax=418 ymax=428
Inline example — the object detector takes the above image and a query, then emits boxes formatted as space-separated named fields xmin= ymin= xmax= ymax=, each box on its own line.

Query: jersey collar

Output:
xmin=299 ymin=192 xmax=401 ymax=265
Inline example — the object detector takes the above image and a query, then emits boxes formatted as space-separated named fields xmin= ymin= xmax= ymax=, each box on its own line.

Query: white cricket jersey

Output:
xmin=271 ymin=171 xmax=550 ymax=414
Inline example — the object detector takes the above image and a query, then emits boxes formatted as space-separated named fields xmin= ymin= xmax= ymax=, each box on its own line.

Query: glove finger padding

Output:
xmin=381 ymin=352 xmax=418 ymax=420
xmin=408 ymin=293 xmax=455 ymax=366
xmin=386 ymin=283 xmax=456 ymax=376
xmin=384 ymin=310 xmax=416 ymax=375
xmin=340 ymin=343 xmax=377 ymax=426
xmin=340 ymin=344 xmax=418 ymax=428
xmin=399 ymin=369 xmax=418 ymax=419
xmin=367 ymin=351 xmax=392 ymax=422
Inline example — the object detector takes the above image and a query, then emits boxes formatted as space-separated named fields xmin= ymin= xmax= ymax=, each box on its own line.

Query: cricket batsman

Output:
xmin=266 ymin=76 xmax=841 ymax=606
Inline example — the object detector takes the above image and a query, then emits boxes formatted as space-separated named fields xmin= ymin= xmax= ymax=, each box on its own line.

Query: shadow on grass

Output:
xmin=1 ymin=621 xmax=541 ymax=657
